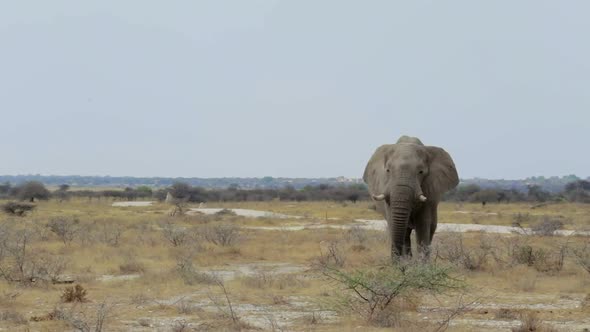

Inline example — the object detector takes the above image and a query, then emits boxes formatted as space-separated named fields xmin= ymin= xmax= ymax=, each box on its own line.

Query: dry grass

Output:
xmin=0 ymin=199 xmax=589 ymax=330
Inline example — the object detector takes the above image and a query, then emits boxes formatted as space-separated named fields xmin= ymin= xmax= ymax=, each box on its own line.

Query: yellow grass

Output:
xmin=0 ymin=199 xmax=588 ymax=330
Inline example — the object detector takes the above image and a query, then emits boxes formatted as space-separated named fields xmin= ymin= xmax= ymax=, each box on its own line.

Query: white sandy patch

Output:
xmin=243 ymin=217 xmax=590 ymax=236
xmin=188 ymin=208 xmax=302 ymax=219
xmin=112 ymin=201 xmax=154 ymax=207
xmin=98 ymin=274 xmax=141 ymax=282
xmin=453 ymin=211 xmax=499 ymax=216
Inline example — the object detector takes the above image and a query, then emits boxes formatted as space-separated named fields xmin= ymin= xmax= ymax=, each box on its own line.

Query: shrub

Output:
xmin=119 ymin=257 xmax=145 ymax=274
xmin=201 ymin=224 xmax=240 ymax=246
xmin=215 ymin=208 xmax=237 ymax=216
xmin=346 ymin=226 xmax=368 ymax=248
xmin=61 ymin=285 xmax=88 ymax=303
xmin=495 ymin=308 xmax=517 ymax=319
xmin=47 ymin=217 xmax=80 ymax=245
xmin=508 ymin=242 xmax=565 ymax=273
xmin=0 ymin=309 xmax=27 ymax=325
xmin=174 ymin=250 xmax=217 ymax=285
xmin=0 ymin=228 xmax=60 ymax=284
xmin=532 ymin=247 xmax=565 ymax=273
xmin=161 ymin=220 xmax=190 ymax=247
xmin=1 ymin=201 xmax=36 ymax=216
xmin=96 ymin=221 xmax=122 ymax=247
xmin=513 ymin=245 xmax=535 ymax=266
xmin=317 ymin=241 xmax=346 ymax=268
xmin=433 ymin=234 xmax=491 ymax=271
xmin=571 ymin=243 xmax=590 ymax=274
xmin=322 ymin=262 xmax=463 ymax=327
xmin=511 ymin=312 xmax=557 ymax=332
xmin=531 ymin=217 xmax=564 ymax=236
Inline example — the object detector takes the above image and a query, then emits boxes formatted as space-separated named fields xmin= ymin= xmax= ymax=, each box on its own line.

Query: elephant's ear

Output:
xmin=424 ymin=146 xmax=459 ymax=200
xmin=363 ymin=144 xmax=395 ymax=195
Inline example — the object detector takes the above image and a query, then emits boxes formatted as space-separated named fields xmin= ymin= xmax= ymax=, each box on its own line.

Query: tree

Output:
xmin=444 ymin=184 xmax=481 ymax=202
xmin=0 ymin=182 xmax=11 ymax=197
xmin=169 ymin=182 xmax=191 ymax=200
xmin=135 ymin=186 xmax=153 ymax=198
xmin=527 ymin=185 xmax=552 ymax=202
xmin=15 ymin=181 xmax=50 ymax=202
xmin=563 ymin=180 xmax=590 ymax=203
xmin=54 ymin=184 xmax=71 ymax=202
xmin=469 ymin=189 xmax=500 ymax=203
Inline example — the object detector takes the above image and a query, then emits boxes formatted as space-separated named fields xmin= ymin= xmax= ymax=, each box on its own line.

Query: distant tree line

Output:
xmin=2 ymin=180 xmax=590 ymax=204
xmin=0 ymin=175 xmax=362 ymax=190
xmin=444 ymin=180 xmax=590 ymax=203
xmin=1 ymin=174 xmax=587 ymax=192
xmin=155 ymin=182 xmax=369 ymax=203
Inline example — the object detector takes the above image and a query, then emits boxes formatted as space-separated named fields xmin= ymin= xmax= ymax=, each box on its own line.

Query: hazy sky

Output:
xmin=1 ymin=1 xmax=589 ymax=179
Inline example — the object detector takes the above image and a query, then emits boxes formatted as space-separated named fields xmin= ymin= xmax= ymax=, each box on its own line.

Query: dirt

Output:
xmin=198 ymin=262 xmax=308 ymax=282
xmin=121 ymin=262 xmax=333 ymax=331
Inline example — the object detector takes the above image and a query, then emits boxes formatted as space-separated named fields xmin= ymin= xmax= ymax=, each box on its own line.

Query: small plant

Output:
xmin=513 ymin=245 xmax=535 ymax=265
xmin=172 ymin=319 xmax=191 ymax=332
xmin=346 ymin=226 xmax=369 ymax=250
xmin=59 ymin=300 xmax=112 ymax=332
xmin=433 ymin=234 xmax=490 ymax=271
xmin=61 ymin=284 xmax=88 ymax=303
xmin=0 ymin=309 xmax=27 ymax=325
xmin=30 ymin=307 xmax=68 ymax=322
xmin=215 ymin=208 xmax=237 ymax=216
xmin=208 ymin=279 xmax=252 ymax=330
xmin=119 ymin=256 xmax=145 ymax=274
xmin=97 ymin=222 xmax=122 ymax=247
xmin=531 ymin=217 xmax=564 ymax=236
xmin=176 ymin=299 xmax=199 ymax=314
xmin=174 ymin=252 xmax=217 ymax=285
xmin=512 ymin=212 xmax=531 ymax=226
xmin=571 ymin=243 xmax=590 ymax=274
xmin=1 ymin=201 xmax=36 ymax=216
xmin=508 ymin=242 xmax=566 ymax=273
xmin=161 ymin=220 xmax=190 ymax=247
xmin=495 ymin=308 xmax=517 ymax=319
xmin=201 ymin=224 xmax=240 ymax=246
xmin=511 ymin=312 xmax=557 ymax=332
xmin=532 ymin=247 xmax=565 ymax=273
xmin=47 ymin=217 xmax=80 ymax=245
xmin=317 ymin=241 xmax=346 ymax=268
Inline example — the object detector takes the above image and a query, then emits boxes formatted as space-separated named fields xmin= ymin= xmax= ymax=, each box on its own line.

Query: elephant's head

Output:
xmin=363 ymin=136 xmax=458 ymax=258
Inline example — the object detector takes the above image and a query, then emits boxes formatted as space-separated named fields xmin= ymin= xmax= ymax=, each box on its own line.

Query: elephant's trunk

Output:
xmin=389 ymin=183 xmax=414 ymax=259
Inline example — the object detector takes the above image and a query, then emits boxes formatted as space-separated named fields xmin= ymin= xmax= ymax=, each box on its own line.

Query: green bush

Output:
xmin=322 ymin=262 xmax=464 ymax=327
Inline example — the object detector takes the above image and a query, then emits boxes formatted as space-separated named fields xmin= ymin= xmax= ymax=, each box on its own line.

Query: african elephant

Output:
xmin=363 ymin=136 xmax=459 ymax=260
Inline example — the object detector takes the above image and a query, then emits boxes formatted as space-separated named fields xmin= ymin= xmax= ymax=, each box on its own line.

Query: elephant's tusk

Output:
xmin=372 ymin=194 xmax=386 ymax=201
xmin=419 ymin=195 xmax=427 ymax=202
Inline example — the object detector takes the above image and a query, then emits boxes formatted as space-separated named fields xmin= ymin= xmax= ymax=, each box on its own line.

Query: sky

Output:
xmin=0 ymin=1 xmax=589 ymax=179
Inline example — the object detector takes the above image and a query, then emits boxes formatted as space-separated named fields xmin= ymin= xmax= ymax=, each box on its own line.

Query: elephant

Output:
xmin=363 ymin=135 xmax=459 ymax=260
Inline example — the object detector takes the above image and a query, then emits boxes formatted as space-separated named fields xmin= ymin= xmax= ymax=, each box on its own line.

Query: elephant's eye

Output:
xmin=418 ymin=170 xmax=424 ymax=174
xmin=386 ymin=169 xmax=390 ymax=173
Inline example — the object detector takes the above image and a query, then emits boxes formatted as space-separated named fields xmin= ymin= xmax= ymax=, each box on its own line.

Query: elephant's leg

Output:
xmin=403 ymin=228 xmax=412 ymax=256
xmin=415 ymin=206 xmax=434 ymax=258
xmin=429 ymin=207 xmax=438 ymax=243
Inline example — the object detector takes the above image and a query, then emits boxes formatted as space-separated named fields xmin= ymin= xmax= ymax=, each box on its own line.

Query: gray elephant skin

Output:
xmin=363 ymin=136 xmax=459 ymax=259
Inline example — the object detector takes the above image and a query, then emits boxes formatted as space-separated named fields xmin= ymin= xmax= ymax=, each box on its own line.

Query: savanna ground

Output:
xmin=0 ymin=198 xmax=589 ymax=331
